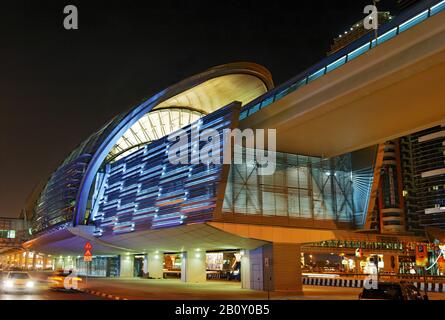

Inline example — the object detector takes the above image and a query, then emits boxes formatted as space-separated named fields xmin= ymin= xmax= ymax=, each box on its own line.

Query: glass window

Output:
xmin=431 ymin=0 xmax=445 ymax=15
xmin=376 ymin=27 xmax=398 ymax=45
xmin=261 ymin=96 xmax=274 ymax=109
xmin=239 ymin=110 xmax=248 ymax=120
xmin=223 ymin=150 xmax=354 ymax=222
xmin=307 ymin=68 xmax=325 ymax=83
xmin=326 ymin=56 xmax=347 ymax=73
xmin=347 ymin=43 xmax=370 ymax=61
xmin=275 ymin=87 xmax=291 ymax=101
xmin=295 ymin=78 xmax=307 ymax=89
xmin=248 ymin=103 xmax=261 ymax=116
xmin=9 ymin=272 xmax=30 ymax=279
xmin=398 ymin=10 xmax=429 ymax=33
xmin=288 ymin=191 xmax=300 ymax=218
xmin=262 ymin=191 xmax=276 ymax=216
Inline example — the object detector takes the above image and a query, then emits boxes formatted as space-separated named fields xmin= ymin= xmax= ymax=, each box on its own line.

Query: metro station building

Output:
xmin=1 ymin=0 xmax=445 ymax=292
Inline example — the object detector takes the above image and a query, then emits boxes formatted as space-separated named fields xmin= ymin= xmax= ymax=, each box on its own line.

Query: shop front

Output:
xmin=76 ymin=255 xmax=120 ymax=277
xmin=150 ymin=250 xmax=242 ymax=281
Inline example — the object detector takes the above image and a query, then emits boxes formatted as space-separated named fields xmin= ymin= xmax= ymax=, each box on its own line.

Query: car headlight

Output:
xmin=26 ymin=281 xmax=35 ymax=288
xmin=4 ymin=280 xmax=14 ymax=288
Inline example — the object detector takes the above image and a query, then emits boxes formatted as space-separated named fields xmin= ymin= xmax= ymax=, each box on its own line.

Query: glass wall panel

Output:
xmin=223 ymin=149 xmax=354 ymax=224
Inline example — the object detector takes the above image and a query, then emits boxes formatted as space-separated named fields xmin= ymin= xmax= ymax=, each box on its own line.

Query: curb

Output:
xmin=82 ymin=289 xmax=128 ymax=300
xmin=302 ymin=277 xmax=445 ymax=292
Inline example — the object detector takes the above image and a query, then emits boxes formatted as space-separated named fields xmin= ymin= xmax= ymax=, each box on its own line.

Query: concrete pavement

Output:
xmin=0 ymin=289 xmax=105 ymax=300
xmin=82 ymin=278 xmax=445 ymax=300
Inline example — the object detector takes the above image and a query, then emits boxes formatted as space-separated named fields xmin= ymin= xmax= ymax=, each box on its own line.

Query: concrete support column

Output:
xmin=143 ymin=255 xmax=148 ymax=275
xmin=181 ymin=250 xmax=206 ymax=283
xmin=14 ymin=253 xmax=18 ymax=268
xmin=49 ymin=256 xmax=55 ymax=270
xmin=66 ymin=256 xmax=75 ymax=270
xmin=120 ymin=254 xmax=134 ymax=277
xmin=241 ymin=247 xmax=264 ymax=290
xmin=263 ymin=243 xmax=302 ymax=293
xmin=23 ymin=251 xmax=29 ymax=269
xmin=42 ymin=255 xmax=46 ymax=270
xmin=17 ymin=252 xmax=23 ymax=269
xmin=55 ymin=256 xmax=64 ymax=269
xmin=32 ymin=252 xmax=37 ymax=270
xmin=147 ymin=252 xmax=164 ymax=279
xmin=43 ymin=255 xmax=50 ymax=270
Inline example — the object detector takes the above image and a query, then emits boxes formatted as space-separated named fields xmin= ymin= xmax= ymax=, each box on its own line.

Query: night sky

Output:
xmin=0 ymin=0 xmax=400 ymax=217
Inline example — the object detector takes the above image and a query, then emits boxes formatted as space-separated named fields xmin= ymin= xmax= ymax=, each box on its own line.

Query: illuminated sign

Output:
xmin=415 ymin=245 xmax=428 ymax=267
xmin=426 ymin=244 xmax=445 ymax=271
xmin=84 ymin=242 xmax=93 ymax=262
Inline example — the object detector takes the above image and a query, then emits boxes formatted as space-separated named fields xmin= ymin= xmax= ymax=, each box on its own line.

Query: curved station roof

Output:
xmin=32 ymin=62 xmax=273 ymax=236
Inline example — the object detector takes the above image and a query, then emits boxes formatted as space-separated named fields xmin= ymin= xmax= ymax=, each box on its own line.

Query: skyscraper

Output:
xmin=328 ymin=12 xmax=392 ymax=56
xmin=401 ymin=125 xmax=445 ymax=234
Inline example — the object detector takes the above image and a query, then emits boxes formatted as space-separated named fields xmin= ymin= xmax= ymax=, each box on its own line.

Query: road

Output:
xmin=80 ymin=278 xmax=445 ymax=300
xmin=0 ymin=271 xmax=104 ymax=300
xmin=2 ymin=271 xmax=445 ymax=300
xmin=0 ymin=289 xmax=104 ymax=300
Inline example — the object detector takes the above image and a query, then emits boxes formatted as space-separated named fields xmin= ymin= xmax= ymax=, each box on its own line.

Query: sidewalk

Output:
xmin=82 ymin=278 xmax=300 ymax=300
xmin=82 ymin=277 xmax=445 ymax=300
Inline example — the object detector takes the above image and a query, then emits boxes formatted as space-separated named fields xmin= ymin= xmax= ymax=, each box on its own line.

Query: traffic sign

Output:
xmin=84 ymin=242 xmax=93 ymax=262
xmin=84 ymin=242 xmax=92 ymax=251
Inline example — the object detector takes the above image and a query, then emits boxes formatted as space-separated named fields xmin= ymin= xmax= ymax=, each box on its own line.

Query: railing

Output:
xmin=302 ymin=272 xmax=445 ymax=283
xmin=239 ymin=0 xmax=445 ymax=121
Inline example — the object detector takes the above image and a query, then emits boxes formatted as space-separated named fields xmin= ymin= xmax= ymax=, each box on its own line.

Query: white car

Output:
xmin=2 ymin=272 xmax=36 ymax=293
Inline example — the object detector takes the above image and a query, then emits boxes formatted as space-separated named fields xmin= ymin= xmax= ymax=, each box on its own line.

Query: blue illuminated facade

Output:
xmin=29 ymin=0 xmax=445 ymax=241
xmin=91 ymin=103 xmax=239 ymax=236
xmin=32 ymin=63 xmax=273 ymax=235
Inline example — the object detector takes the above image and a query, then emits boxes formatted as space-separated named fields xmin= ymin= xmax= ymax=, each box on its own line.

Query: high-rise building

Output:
xmin=0 ymin=217 xmax=26 ymax=256
xmin=328 ymin=12 xmax=392 ymax=56
xmin=400 ymin=125 xmax=445 ymax=233
xmin=378 ymin=141 xmax=406 ymax=234
xmin=398 ymin=0 xmax=423 ymax=11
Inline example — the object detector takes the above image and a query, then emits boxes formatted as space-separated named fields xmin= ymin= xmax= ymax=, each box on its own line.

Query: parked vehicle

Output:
xmin=359 ymin=281 xmax=425 ymax=300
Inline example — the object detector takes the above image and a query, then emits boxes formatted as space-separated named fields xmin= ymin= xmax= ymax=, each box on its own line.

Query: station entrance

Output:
xmin=134 ymin=250 xmax=242 ymax=282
